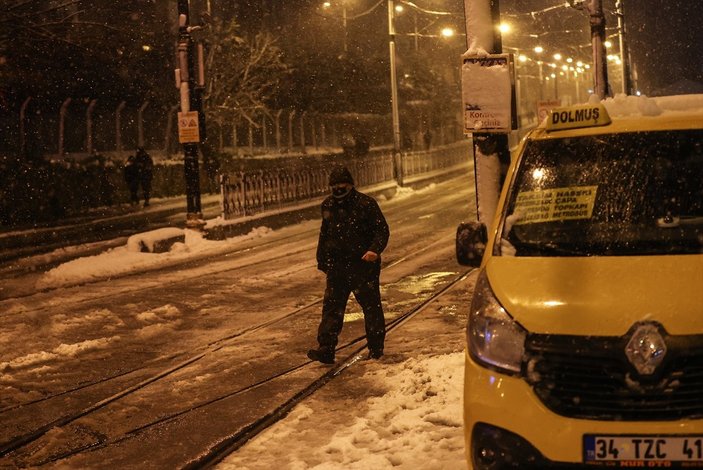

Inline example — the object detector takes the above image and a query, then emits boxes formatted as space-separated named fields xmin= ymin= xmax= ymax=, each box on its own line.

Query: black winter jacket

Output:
xmin=316 ymin=188 xmax=390 ymax=274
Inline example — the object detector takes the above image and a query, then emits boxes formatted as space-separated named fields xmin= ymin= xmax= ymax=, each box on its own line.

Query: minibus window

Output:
xmin=500 ymin=130 xmax=703 ymax=257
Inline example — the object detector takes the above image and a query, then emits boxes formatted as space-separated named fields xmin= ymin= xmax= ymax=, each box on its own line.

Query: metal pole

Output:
xmin=342 ymin=3 xmax=348 ymax=53
xmin=588 ymin=0 xmax=610 ymax=99
xmin=388 ymin=0 xmax=402 ymax=186
xmin=177 ymin=0 xmax=204 ymax=229
xmin=616 ymin=0 xmax=632 ymax=95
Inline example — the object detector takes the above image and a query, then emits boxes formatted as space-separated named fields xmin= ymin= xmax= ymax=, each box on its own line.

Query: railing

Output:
xmin=220 ymin=140 xmax=471 ymax=220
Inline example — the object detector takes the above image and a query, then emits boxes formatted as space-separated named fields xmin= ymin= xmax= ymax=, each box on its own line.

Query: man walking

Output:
xmin=307 ymin=166 xmax=390 ymax=364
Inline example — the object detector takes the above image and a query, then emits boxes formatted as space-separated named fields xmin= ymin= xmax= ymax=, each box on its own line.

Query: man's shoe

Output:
xmin=366 ymin=349 xmax=383 ymax=360
xmin=307 ymin=349 xmax=335 ymax=364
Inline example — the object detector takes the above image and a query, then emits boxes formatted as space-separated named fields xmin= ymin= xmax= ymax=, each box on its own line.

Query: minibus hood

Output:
xmin=485 ymin=255 xmax=703 ymax=336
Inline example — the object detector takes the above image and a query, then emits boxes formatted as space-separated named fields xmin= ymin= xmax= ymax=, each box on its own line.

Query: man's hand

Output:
xmin=361 ymin=251 xmax=378 ymax=262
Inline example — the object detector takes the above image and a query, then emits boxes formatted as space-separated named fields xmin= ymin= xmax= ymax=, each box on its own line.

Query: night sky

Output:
xmin=497 ymin=0 xmax=703 ymax=95
xmin=232 ymin=0 xmax=702 ymax=96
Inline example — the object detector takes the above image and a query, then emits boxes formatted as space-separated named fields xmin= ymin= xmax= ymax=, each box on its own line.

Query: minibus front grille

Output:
xmin=523 ymin=333 xmax=703 ymax=421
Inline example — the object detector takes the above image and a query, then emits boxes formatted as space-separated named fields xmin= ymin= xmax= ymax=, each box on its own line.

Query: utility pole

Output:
xmin=616 ymin=0 xmax=632 ymax=95
xmin=570 ymin=0 xmax=610 ymax=99
xmin=462 ymin=0 xmax=512 ymax=225
xmin=176 ymin=0 xmax=206 ymax=229
xmin=388 ymin=0 xmax=403 ymax=186
xmin=588 ymin=0 xmax=610 ymax=99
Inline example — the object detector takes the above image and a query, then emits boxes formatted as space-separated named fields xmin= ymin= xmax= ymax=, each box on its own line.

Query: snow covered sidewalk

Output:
xmin=218 ymin=275 xmax=474 ymax=470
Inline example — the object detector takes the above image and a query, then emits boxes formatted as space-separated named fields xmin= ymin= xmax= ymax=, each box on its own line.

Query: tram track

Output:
xmin=0 ymin=265 xmax=472 ymax=468
xmin=0 ymin=176 xmax=476 ymax=467
xmin=0 ymin=231 xmax=465 ymax=465
xmin=0 ymin=228 xmax=453 ymax=414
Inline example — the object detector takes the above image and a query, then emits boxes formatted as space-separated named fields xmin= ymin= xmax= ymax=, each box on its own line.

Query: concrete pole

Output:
xmin=588 ymin=0 xmax=610 ymax=99
xmin=19 ymin=97 xmax=31 ymax=157
xmin=275 ymin=109 xmax=283 ymax=152
xmin=388 ymin=0 xmax=402 ymax=185
xmin=616 ymin=0 xmax=632 ymax=95
xmin=137 ymin=100 xmax=149 ymax=148
xmin=86 ymin=99 xmax=97 ymax=154
xmin=58 ymin=98 xmax=71 ymax=158
xmin=299 ymin=111 xmax=307 ymax=154
xmin=177 ymin=0 xmax=204 ymax=228
xmin=288 ymin=110 xmax=295 ymax=153
xmin=462 ymin=0 xmax=510 ymax=226
xmin=115 ymin=101 xmax=126 ymax=156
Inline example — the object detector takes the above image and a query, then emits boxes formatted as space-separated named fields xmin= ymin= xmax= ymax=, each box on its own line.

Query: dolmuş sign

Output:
xmin=461 ymin=54 xmax=516 ymax=133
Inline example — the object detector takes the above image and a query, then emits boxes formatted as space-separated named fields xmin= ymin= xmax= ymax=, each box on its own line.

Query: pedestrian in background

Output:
xmin=135 ymin=147 xmax=153 ymax=207
xmin=123 ymin=154 xmax=139 ymax=206
xmin=307 ymin=166 xmax=390 ymax=364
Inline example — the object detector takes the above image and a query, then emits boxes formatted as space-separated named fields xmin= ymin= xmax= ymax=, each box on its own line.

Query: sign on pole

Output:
xmin=461 ymin=54 xmax=516 ymax=134
xmin=178 ymin=111 xmax=201 ymax=144
xmin=537 ymin=99 xmax=562 ymax=123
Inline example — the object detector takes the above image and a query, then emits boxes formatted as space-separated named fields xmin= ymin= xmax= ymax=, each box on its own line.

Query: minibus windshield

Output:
xmin=500 ymin=129 xmax=703 ymax=257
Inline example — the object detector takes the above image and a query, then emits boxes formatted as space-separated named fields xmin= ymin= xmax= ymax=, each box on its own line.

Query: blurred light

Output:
xmin=553 ymin=53 xmax=562 ymax=61
xmin=604 ymin=40 xmax=612 ymax=48
xmin=534 ymin=46 xmax=544 ymax=54
xmin=576 ymin=61 xmax=583 ymax=67
xmin=518 ymin=54 xmax=527 ymax=62
xmin=499 ymin=22 xmax=511 ymax=34
xmin=636 ymin=90 xmax=641 ymax=96
xmin=532 ymin=168 xmax=546 ymax=180
xmin=322 ymin=1 xmax=331 ymax=7
xmin=395 ymin=4 xmax=404 ymax=13
xmin=142 ymin=45 xmax=152 ymax=52
xmin=566 ymin=57 xmax=573 ymax=63
xmin=549 ymin=63 xmax=557 ymax=68
xmin=550 ymin=73 xmax=556 ymax=78
xmin=441 ymin=27 xmax=455 ymax=38
xmin=561 ymin=65 xmax=568 ymax=71
xmin=584 ymin=64 xmax=591 ymax=69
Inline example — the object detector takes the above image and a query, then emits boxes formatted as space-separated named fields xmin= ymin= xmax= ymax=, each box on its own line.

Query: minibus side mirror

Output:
xmin=456 ymin=221 xmax=487 ymax=267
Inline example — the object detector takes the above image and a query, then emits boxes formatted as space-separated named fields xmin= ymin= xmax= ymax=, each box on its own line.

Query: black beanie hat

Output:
xmin=328 ymin=166 xmax=355 ymax=186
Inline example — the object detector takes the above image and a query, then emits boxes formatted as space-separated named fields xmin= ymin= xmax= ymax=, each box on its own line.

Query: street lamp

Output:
xmin=441 ymin=27 xmax=455 ymax=38
xmin=388 ymin=0 xmax=402 ymax=185
xmin=322 ymin=1 xmax=349 ymax=52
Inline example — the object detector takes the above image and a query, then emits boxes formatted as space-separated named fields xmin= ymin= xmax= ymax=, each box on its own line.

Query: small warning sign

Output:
xmin=513 ymin=186 xmax=598 ymax=225
xmin=537 ymin=100 xmax=561 ymax=123
xmin=178 ymin=111 xmax=200 ymax=143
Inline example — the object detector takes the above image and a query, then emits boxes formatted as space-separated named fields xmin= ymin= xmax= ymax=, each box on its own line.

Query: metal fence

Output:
xmin=219 ymin=141 xmax=470 ymax=219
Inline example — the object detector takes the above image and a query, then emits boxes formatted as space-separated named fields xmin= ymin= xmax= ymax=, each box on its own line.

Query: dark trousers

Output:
xmin=317 ymin=265 xmax=385 ymax=354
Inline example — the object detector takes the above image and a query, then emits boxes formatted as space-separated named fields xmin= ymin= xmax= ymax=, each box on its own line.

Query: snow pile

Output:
xmin=1 ymin=336 xmax=119 ymax=372
xmin=35 ymin=227 xmax=273 ymax=289
xmin=126 ymin=227 xmax=185 ymax=253
xmin=597 ymin=93 xmax=703 ymax=118
xmin=600 ymin=93 xmax=663 ymax=117
xmin=221 ymin=352 xmax=466 ymax=470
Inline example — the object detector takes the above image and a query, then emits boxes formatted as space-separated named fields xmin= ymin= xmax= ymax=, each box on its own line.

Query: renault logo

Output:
xmin=625 ymin=323 xmax=667 ymax=375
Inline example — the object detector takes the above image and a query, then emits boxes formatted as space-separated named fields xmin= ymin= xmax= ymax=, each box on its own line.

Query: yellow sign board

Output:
xmin=546 ymin=104 xmax=611 ymax=131
xmin=513 ymin=186 xmax=598 ymax=225
xmin=178 ymin=111 xmax=201 ymax=143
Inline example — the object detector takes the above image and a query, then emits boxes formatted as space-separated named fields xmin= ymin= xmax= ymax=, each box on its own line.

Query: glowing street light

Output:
xmin=499 ymin=22 xmax=511 ymax=34
xmin=534 ymin=46 xmax=544 ymax=54
xmin=441 ymin=27 xmax=455 ymax=38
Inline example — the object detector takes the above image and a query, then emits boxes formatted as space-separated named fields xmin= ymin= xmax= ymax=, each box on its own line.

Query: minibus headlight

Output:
xmin=468 ymin=271 xmax=526 ymax=374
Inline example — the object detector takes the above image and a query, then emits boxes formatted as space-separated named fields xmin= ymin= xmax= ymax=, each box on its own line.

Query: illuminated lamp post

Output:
xmin=388 ymin=0 xmax=402 ymax=185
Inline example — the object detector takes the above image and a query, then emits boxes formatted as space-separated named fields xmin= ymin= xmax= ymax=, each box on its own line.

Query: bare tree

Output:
xmin=203 ymin=18 xmax=288 ymax=150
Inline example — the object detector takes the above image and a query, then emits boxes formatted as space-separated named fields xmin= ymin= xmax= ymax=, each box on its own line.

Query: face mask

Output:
xmin=332 ymin=187 xmax=351 ymax=199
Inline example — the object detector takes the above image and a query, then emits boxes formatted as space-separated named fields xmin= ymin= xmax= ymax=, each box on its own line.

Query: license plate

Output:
xmin=584 ymin=435 xmax=703 ymax=465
